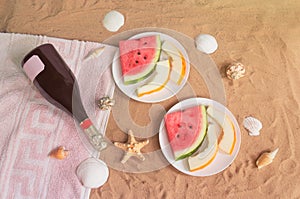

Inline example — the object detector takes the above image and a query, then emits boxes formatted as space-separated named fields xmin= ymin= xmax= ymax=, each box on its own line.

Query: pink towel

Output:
xmin=0 ymin=33 xmax=116 ymax=199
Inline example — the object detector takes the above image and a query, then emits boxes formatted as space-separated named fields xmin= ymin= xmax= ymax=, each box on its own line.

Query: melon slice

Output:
xmin=119 ymin=35 xmax=161 ymax=85
xmin=207 ymin=106 xmax=236 ymax=155
xmin=207 ymin=115 xmax=223 ymax=144
xmin=161 ymin=40 xmax=186 ymax=85
xmin=136 ymin=59 xmax=171 ymax=97
xmin=188 ymin=124 xmax=219 ymax=171
xmin=164 ymin=106 xmax=207 ymax=160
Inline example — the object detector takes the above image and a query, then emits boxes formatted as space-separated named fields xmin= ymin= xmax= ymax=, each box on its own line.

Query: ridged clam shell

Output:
xmin=195 ymin=34 xmax=218 ymax=54
xmin=102 ymin=10 xmax=124 ymax=32
xmin=76 ymin=158 xmax=109 ymax=188
xmin=243 ymin=116 xmax=262 ymax=136
xmin=256 ymin=148 xmax=279 ymax=169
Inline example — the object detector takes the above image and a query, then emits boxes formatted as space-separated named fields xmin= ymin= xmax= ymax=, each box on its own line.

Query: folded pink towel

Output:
xmin=0 ymin=33 xmax=116 ymax=199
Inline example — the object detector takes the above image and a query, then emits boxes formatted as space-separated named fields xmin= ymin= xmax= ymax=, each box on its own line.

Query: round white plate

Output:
xmin=112 ymin=32 xmax=190 ymax=103
xmin=159 ymin=98 xmax=241 ymax=176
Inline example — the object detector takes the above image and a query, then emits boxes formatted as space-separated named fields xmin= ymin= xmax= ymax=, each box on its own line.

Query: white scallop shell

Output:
xmin=76 ymin=158 xmax=109 ymax=188
xmin=102 ymin=10 xmax=125 ymax=32
xmin=243 ymin=116 xmax=262 ymax=136
xmin=195 ymin=34 xmax=218 ymax=54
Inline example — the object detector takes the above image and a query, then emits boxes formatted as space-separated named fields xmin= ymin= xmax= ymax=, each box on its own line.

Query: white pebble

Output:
xmin=195 ymin=34 xmax=218 ymax=54
xmin=102 ymin=10 xmax=125 ymax=32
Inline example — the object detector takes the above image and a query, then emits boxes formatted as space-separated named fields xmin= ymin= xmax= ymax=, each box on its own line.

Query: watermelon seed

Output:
xmin=135 ymin=60 xmax=139 ymax=64
xmin=189 ymin=125 xmax=193 ymax=129
xmin=176 ymin=134 xmax=180 ymax=138
xmin=137 ymin=51 xmax=141 ymax=55
xmin=144 ymin=56 xmax=147 ymax=60
xmin=144 ymin=42 xmax=147 ymax=45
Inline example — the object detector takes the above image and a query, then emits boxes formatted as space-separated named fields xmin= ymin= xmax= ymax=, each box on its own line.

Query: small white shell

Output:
xmin=226 ymin=62 xmax=246 ymax=80
xmin=243 ymin=116 xmax=262 ymax=136
xmin=76 ymin=158 xmax=109 ymax=188
xmin=256 ymin=148 xmax=279 ymax=169
xmin=97 ymin=96 xmax=115 ymax=110
xmin=195 ymin=34 xmax=218 ymax=54
xmin=102 ymin=10 xmax=125 ymax=32
xmin=84 ymin=46 xmax=105 ymax=61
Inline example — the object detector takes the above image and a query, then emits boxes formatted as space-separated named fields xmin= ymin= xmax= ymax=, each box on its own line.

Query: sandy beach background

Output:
xmin=1 ymin=0 xmax=300 ymax=198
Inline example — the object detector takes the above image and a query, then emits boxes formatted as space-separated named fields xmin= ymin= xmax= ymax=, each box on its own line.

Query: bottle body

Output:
xmin=22 ymin=43 xmax=107 ymax=151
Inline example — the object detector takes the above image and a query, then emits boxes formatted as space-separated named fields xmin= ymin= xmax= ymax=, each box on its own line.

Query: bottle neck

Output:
xmin=80 ymin=118 xmax=107 ymax=151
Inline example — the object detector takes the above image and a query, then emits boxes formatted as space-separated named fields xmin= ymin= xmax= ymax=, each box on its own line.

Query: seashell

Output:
xmin=97 ymin=96 xmax=115 ymax=110
xmin=76 ymin=158 xmax=109 ymax=188
xmin=195 ymin=34 xmax=218 ymax=54
xmin=243 ymin=116 xmax=262 ymax=136
xmin=102 ymin=10 xmax=125 ymax=32
xmin=256 ymin=148 xmax=279 ymax=169
xmin=49 ymin=146 xmax=69 ymax=160
xmin=84 ymin=46 xmax=105 ymax=61
xmin=226 ymin=62 xmax=246 ymax=80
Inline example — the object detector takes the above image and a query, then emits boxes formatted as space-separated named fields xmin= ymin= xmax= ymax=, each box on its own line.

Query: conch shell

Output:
xmin=49 ymin=146 xmax=69 ymax=160
xmin=256 ymin=148 xmax=279 ymax=169
xmin=243 ymin=116 xmax=262 ymax=136
xmin=84 ymin=46 xmax=105 ymax=61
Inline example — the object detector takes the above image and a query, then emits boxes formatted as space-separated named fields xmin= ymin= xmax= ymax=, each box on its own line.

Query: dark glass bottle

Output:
xmin=22 ymin=43 xmax=107 ymax=151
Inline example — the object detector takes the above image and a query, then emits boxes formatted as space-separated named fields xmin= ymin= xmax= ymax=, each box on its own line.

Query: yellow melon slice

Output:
xmin=188 ymin=124 xmax=219 ymax=171
xmin=136 ymin=59 xmax=171 ymax=97
xmin=207 ymin=106 xmax=236 ymax=155
xmin=161 ymin=41 xmax=186 ymax=85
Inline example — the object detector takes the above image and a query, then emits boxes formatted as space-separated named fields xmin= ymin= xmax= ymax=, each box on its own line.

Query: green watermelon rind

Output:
xmin=174 ymin=106 xmax=208 ymax=161
xmin=175 ymin=131 xmax=207 ymax=160
xmin=123 ymin=65 xmax=157 ymax=85
xmin=123 ymin=36 xmax=161 ymax=85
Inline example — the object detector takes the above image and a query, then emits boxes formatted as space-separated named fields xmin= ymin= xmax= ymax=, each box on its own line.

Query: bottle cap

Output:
xmin=23 ymin=55 xmax=45 ymax=81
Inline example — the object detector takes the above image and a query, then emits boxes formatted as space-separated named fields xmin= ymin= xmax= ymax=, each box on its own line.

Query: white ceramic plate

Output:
xmin=112 ymin=32 xmax=190 ymax=103
xmin=159 ymin=98 xmax=241 ymax=176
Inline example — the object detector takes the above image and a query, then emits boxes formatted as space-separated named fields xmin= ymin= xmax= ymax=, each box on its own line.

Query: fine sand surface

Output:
xmin=1 ymin=0 xmax=300 ymax=198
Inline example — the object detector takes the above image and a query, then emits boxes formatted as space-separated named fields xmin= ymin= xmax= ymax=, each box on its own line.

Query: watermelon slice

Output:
xmin=119 ymin=35 xmax=161 ymax=84
xmin=164 ymin=106 xmax=208 ymax=160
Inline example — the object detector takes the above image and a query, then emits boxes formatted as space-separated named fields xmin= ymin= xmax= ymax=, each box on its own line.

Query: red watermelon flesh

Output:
xmin=164 ymin=106 xmax=207 ymax=160
xmin=119 ymin=35 xmax=161 ymax=84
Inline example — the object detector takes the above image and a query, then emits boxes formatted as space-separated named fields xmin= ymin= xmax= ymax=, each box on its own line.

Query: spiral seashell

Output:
xmin=76 ymin=158 xmax=109 ymax=188
xmin=84 ymin=46 xmax=105 ymax=61
xmin=49 ymin=146 xmax=69 ymax=160
xmin=226 ymin=62 xmax=246 ymax=80
xmin=256 ymin=148 xmax=279 ymax=169
xmin=243 ymin=116 xmax=262 ymax=136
